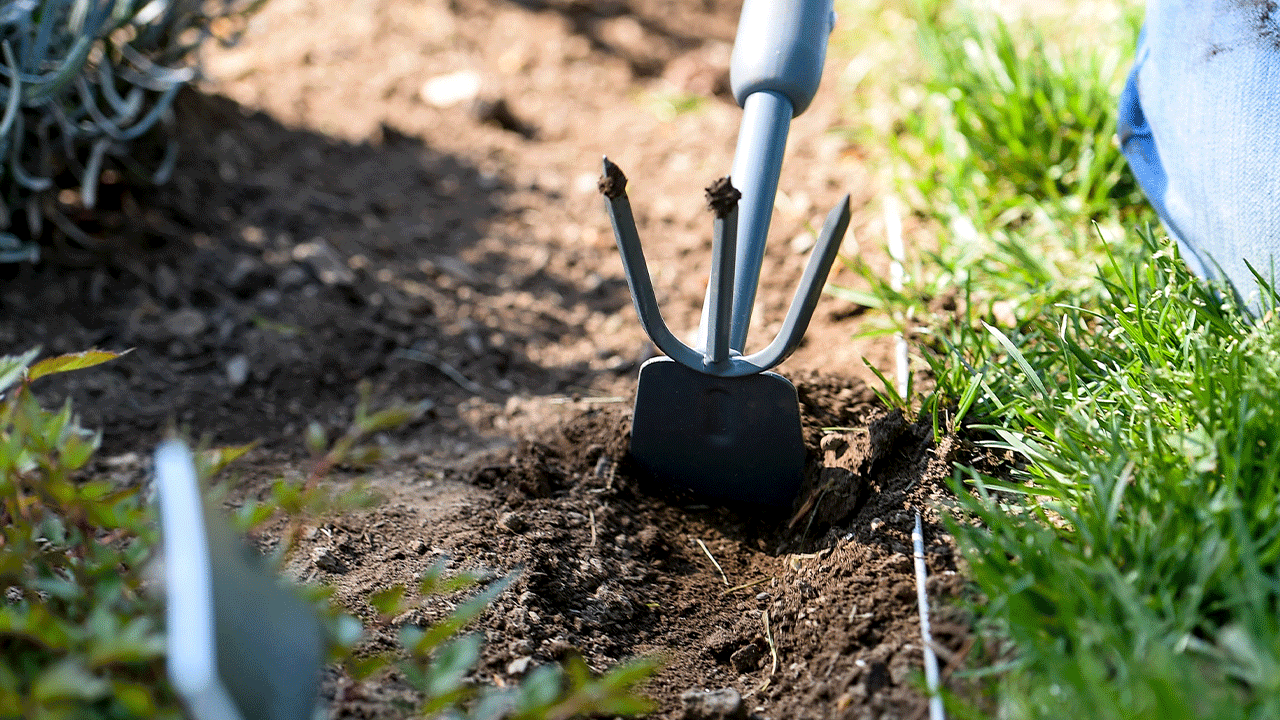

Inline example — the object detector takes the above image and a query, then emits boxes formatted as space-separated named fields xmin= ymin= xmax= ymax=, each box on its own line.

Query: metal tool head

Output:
xmin=601 ymin=159 xmax=849 ymax=509
xmin=630 ymin=357 xmax=805 ymax=507
xmin=601 ymin=0 xmax=845 ymax=510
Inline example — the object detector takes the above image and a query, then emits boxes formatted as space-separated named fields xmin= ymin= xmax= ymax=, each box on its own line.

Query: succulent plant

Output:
xmin=0 ymin=0 xmax=262 ymax=263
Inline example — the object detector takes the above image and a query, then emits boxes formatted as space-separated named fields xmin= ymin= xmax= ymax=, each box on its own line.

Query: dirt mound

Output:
xmin=284 ymin=374 xmax=978 ymax=719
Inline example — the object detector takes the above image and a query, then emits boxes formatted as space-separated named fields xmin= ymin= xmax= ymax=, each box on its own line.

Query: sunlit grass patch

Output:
xmin=831 ymin=1 xmax=1280 ymax=716
xmin=947 ymin=231 xmax=1280 ymax=719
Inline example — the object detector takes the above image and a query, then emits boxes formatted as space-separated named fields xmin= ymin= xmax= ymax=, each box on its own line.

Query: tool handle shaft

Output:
xmin=728 ymin=90 xmax=791 ymax=351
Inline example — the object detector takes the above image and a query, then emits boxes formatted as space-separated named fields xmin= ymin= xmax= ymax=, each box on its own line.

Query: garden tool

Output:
xmin=601 ymin=0 xmax=851 ymax=507
xmin=154 ymin=440 xmax=325 ymax=720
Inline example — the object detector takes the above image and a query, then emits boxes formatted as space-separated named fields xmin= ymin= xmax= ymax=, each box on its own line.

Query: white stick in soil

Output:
xmin=913 ymin=512 xmax=946 ymax=720
xmin=884 ymin=195 xmax=909 ymax=398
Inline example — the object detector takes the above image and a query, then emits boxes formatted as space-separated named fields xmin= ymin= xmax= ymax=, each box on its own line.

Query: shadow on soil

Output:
xmin=0 ymin=89 xmax=632 ymax=453
xmin=500 ymin=0 xmax=740 ymax=78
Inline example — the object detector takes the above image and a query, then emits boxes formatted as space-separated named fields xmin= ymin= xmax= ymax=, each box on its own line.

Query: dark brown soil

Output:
xmin=0 ymin=0 xmax=999 ymax=716
xmin=276 ymin=374 xmax=982 ymax=720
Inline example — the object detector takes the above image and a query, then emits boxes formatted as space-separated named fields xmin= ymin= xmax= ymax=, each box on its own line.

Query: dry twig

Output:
xmin=721 ymin=577 xmax=770 ymax=596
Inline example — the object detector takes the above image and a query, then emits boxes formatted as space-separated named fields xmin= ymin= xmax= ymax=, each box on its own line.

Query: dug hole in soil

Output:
xmin=0 ymin=0 xmax=1007 ymax=717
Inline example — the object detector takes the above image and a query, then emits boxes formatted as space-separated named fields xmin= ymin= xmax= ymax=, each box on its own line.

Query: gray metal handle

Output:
xmin=721 ymin=0 xmax=836 ymax=352
xmin=156 ymin=440 xmax=325 ymax=720
xmin=730 ymin=0 xmax=835 ymax=116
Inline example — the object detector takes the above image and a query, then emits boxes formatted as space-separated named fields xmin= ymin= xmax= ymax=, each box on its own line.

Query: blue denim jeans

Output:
xmin=1119 ymin=1 xmax=1280 ymax=309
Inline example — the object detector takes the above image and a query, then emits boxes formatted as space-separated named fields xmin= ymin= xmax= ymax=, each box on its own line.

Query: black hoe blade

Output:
xmin=629 ymin=357 xmax=805 ymax=508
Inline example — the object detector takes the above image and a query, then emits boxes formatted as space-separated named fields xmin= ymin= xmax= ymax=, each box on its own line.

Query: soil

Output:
xmin=0 ymin=0 xmax=1005 ymax=717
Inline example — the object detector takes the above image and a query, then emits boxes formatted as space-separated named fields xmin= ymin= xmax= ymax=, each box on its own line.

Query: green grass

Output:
xmin=834 ymin=1 xmax=1280 ymax=717
xmin=903 ymin=1 xmax=1146 ymax=229
xmin=946 ymin=234 xmax=1280 ymax=718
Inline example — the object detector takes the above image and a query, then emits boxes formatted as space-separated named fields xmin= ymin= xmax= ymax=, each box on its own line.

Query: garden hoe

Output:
xmin=601 ymin=0 xmax=850 ymax=507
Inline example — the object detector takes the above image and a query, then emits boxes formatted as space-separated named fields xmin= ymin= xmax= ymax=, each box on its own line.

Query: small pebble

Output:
xmin=790 ymin=231 xmax=815 ymax=254
xmin=678 ymin=687 xmax=746 ymax=720
xmin=311 ymin=547 xmax=347 ymax=574
xmin=293 ymin=238 xmax=354 ymax=287
xmin=225 ymin=354 xmax=250 ymax=387
xmin=729 ymin=643 xmax=763 ymax=673
xmin=163 ymin=308 xmax=208 ymax=338
xmin=421 ymin=70 xmax=482 ymax=107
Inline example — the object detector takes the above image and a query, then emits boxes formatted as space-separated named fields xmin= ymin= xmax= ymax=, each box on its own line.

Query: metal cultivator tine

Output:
xmin=599 ymin=157 xmax=707 ymax=373
xmin=737 ymin=194 xmax=851 ymax=372
xmin=704 ymin=177 xmax=740 ymax=367
xmin=599 ymin=157 xmax=851 ymax=378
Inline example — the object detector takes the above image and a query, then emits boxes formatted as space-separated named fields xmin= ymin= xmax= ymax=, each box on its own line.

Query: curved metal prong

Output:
xmin=740 ymin=194 xmax=851 ymax=373
xmin=601 ymin=159 xmax=851 ymax=378
xmin=600 ymin=158 xmax=706 ymax=372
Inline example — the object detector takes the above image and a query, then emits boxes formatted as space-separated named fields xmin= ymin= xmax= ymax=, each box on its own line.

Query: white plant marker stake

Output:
xmin=155 ymin=440 xmax=246 ymax=720
xmin=913 ymin=512 xmax=945 ymax=720
xmin=885 ymin=195 xmax=909 ymax=397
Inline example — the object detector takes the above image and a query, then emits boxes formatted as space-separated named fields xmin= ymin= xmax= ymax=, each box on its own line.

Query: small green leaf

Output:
xmin=111 ymin=681 xmax=158 ymax=716
xmin=369 ymin=586 xmax=407 ymax=616
xmin=330 ymin=614 xmax=365 ymax=651
xmin=58 ymin=429 xmax=100 ymax=470
xmin=0 ymin=348 xmax=40 ymax=393
xmin=347 ymin=655 xmax=386 ymax=681
xmin=824 ymin=284 xmax=885 ymax=309
xmin=418 ymin=561 xmax=481 ymax=597
xmin=27 ymin=349 xmax=125 ymax=382
xmin=427 ymin=634 xmax=482 ymax=698
xmin=473 ymin=687 xmax=519 ymax=720
xmin=983 ymin=322 xmax=1049 ymax=397
xmin=515 ymin=664 xmax=563 ymax=710
xmin=355 ymin=404 xmax=422 ymax=435
xmin=305 ymin=421 xmax=328 ymax=455
xmin=410 ymin=576 xmax=511 ymax=654
xmin=196 ymin=441 xmax=257 ymax=479
xmin=87 ymin=616 xmax=165 ymax=667
xmin=344 ymin=445 xmax=382 ymax=467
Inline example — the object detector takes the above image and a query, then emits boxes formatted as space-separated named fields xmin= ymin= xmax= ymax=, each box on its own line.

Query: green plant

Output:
xmin=0 ymin=347 xmax=177 ymax=719
xmin=831 ymin=2 xmax=1280 ymax=715
xmin=831 ymin=0 xmax=1153 ymax=437
xmin=0 ymin=0 xmax=264 ymax=263
xmin=902 ymin=2 xmax=1145 ymax=230
xmin=363 ymin=566 xmax=657 ymax=720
